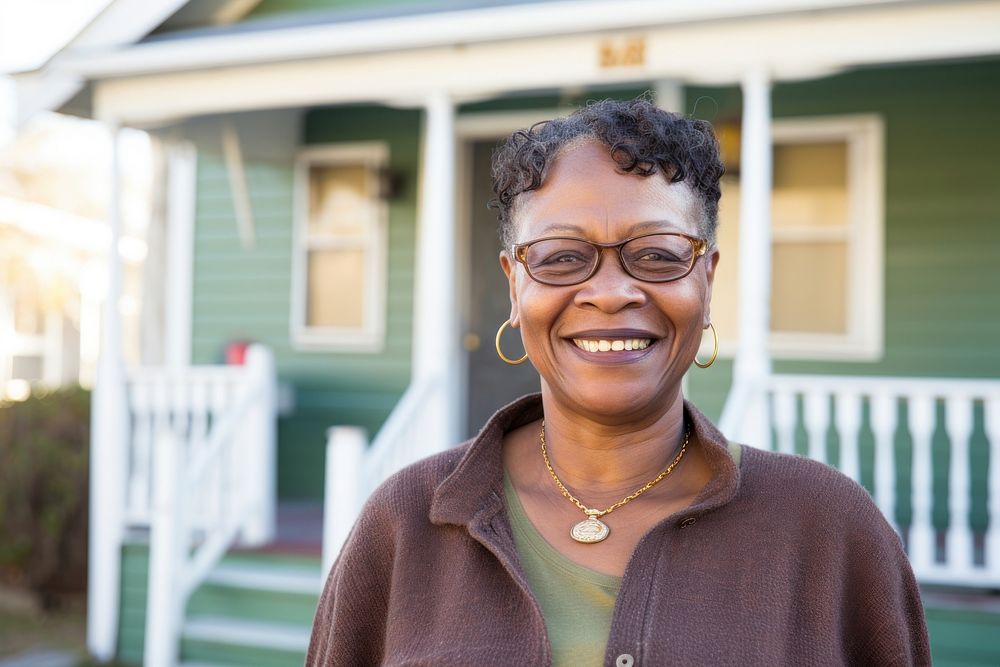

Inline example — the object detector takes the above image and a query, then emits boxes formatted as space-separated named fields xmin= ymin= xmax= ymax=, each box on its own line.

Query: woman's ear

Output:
xmin=702 ymin=247 xmax=720 ymax=328
xmin=499 ymin=250 xmax=520 ymax=327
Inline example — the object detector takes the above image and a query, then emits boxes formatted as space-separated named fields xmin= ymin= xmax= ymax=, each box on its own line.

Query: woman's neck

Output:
xmin=532 ymin=387 xmax=689 ymax=501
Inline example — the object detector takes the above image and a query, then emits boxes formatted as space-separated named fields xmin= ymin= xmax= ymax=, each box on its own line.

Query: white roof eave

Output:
xmin=54 ymin=0 xmax=913 ymax=80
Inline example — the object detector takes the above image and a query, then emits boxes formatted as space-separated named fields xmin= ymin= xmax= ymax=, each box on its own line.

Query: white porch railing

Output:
xmin=322 ymin=376 xmax=446 ymax=576
xmin=767 ymin=374 xmax=1000 ymax=588
xmin=123 ymin=345 xmax=276 ymax=667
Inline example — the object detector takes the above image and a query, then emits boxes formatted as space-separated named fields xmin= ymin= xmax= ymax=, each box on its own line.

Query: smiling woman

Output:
xmin=307 ymin=98 xmax=930 ymax=667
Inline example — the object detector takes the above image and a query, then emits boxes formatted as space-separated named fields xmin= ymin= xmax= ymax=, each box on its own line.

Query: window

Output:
xmin=712 ymin=115 xmax=884 ymax=360
xmin=291 ymin=143 xmax=389 ymax=351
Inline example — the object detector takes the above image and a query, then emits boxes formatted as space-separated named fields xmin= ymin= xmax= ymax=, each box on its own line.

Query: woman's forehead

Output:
xmin=513 ymin=142 xmax=701 ymax=241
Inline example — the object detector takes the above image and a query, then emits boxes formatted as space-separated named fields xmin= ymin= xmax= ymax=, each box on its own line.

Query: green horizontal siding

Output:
xmin=189 ymin=106 xmax=420 ymax=499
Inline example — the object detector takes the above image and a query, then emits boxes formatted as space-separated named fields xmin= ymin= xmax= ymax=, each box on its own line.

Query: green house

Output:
xmin=11 ymin=0 xmax=1000 ymax=664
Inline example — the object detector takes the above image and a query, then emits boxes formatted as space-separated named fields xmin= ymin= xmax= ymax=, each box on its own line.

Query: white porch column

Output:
xmin=721 ymin=67 xmax=773 ymax=447
xmin=653 ymin=80 xmax=684 ymax=114
xmin=87 ymin=122 xmax=129 ymax=661
xmin=164 ymin=141 xmax=197 ymax=369
xmin=412 ymin=92 xmax=459 ymax=447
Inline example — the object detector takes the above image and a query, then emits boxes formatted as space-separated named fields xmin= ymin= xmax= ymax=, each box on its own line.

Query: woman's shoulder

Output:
xmin=735 ymin=445 xmax=888 ymax=528
xmin=363 ymin=442 xmax=474 ymax=516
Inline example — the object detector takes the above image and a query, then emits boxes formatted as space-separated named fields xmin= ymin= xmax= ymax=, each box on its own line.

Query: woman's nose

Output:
xmin=573 ymin=249 xmax=647 ymax=312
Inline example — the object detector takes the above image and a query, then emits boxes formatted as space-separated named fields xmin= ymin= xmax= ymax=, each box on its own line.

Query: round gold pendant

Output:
xmin=570 ymin=516 xmax=610 ymax=544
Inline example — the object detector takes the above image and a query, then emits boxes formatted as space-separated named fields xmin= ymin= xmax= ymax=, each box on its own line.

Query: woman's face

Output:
xmin=500 ymin=140 xmax=719 ymax=422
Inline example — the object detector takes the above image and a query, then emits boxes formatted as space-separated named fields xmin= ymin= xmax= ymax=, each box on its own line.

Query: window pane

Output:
xmin=772 ymin=142 xmax=847 ymax=229
xmin=306 ymin=249 xmax=366 ymax=328
xmin=308 ymin=164 xmax=373 ymax=239
xmin=771 ymin=241 xmax=847 ymax=334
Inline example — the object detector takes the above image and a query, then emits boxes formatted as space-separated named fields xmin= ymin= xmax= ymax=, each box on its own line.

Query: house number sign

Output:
xmin=598 ymin=36 xmax=646 ymax=69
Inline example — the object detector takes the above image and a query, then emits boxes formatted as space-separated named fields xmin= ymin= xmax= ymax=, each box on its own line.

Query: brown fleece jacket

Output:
xmin=307 ymin=395 xmax=930 ymax=666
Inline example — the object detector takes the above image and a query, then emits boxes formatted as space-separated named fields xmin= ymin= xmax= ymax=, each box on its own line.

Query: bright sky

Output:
xmin=0 ymin=0 xmax=112 ymax=73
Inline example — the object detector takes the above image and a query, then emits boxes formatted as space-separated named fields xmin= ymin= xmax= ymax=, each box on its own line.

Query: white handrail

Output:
xmin=322 ymin=377 xmax=443 ymax=577
xmin=362 ymin=377 xmax=440 ymax=494
xmin=765 ymin=373 xmax=1000 ymax=588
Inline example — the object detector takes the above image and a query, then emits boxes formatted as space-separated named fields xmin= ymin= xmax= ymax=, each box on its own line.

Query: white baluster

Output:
xmin=206 ymin=378 xmax=229 ymax=533
xmin=151 ymin=378 xmax=172 ymax=520
xmin=985 ymin=395 xmax=1000 ymax=577
xmin=871 ymin=392 xmax=897 ymax=532
xmin=772 ymin=388 xmax=796 ymax=455
xmin=908 ymin=394 xmax=936 ymax=574
xmin=834 ymin=390 xmax=862 ymax=483
xmin=128 ymin=380 xmax=152 ymax=521
xmin=188 ymin=379 xmax=209 ymax=451
xmin=804 ymin=391 xmax=828 ymax=464
xmin=170 ymin=373 xmax=191 ymax=457
xmin=944 ymin=395 xmax=974 ymax=575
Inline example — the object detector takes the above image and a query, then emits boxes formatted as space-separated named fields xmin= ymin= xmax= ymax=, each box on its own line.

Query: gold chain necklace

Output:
xmin=539 ymin=420 xmax=689 ymax=544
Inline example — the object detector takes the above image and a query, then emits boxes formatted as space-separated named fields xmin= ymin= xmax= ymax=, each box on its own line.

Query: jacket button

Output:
xmin=615 ymin=654 xmax=635 ymax=667
xmin=679 ymin=517 xmax=696 ymax=528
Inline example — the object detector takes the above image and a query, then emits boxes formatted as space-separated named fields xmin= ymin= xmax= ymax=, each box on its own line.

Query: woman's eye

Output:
xmin=540 ymin=252 xmax=585 ymax=265
xmin=636 ymin=250 xmax=681 ymax=262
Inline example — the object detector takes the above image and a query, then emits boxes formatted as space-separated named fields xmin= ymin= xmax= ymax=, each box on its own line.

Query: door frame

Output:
xmin=453 ymin=108 xmax=571 ymax=437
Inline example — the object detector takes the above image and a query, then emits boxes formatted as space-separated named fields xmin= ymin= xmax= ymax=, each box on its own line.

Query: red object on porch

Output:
xmin=225 ymin=340 xmax=251 ymax=365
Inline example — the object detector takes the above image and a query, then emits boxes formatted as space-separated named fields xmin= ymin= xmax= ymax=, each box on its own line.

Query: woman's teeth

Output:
xmin=572 ymin=339 xmax=651 ymax=353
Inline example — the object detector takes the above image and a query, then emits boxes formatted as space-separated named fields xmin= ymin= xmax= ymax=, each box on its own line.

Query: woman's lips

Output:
xmin=571 ymin=337 xmax=652 ymax=353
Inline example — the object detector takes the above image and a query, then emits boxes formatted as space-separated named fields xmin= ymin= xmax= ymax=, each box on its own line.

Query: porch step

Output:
xmin=179 ymin=556 xmax=322 ymax=666
xmin=204 ymin=559 xmax=323 ymax=595
xmin=186 ymin=557 xmax=322 ymax=626
xmin=180 ymin=616 xmax=310 ymax=667
xmin=183 ymin=616 xmax=311 ymax=650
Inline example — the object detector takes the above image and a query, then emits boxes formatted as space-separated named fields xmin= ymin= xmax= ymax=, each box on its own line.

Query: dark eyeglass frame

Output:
xmin=510 ymin=232 xmax=709 ymax=286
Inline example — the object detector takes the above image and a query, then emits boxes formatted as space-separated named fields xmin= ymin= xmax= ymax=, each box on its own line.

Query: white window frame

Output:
xmin=290 ymin=142 xmax=389 ymax=352
xmin=717 ymin=114 xmax=884 ymax=361
xmin=768 ymin=115 xmax=884 ymax=360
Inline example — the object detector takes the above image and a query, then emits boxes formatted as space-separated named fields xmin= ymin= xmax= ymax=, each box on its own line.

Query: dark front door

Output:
xmin=464 ymin=140 xmax=541 ymax=437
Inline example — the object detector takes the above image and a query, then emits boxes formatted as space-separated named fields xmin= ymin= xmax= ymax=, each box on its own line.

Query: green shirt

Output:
xmin=504 ymin=472 xmax=621 ymax=667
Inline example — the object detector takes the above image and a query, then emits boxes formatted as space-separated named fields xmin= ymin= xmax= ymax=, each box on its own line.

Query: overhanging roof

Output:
xmin=14 ymin=0 xmax=1000 ymax=127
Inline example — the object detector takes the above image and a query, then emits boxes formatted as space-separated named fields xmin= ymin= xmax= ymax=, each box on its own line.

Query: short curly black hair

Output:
xmin=490 ymin=98 xmax=725 ymax=250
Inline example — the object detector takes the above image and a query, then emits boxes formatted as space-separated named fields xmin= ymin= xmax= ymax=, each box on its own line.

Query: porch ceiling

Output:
xmin=86 ymin=0 xmax=1000 ymax=126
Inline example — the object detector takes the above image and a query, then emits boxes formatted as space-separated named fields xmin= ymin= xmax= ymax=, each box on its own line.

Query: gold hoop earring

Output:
xmin=694 ymin=322 xmax=718 ymax=369
xmin=495 ymin=319 xmax=528 ymax=365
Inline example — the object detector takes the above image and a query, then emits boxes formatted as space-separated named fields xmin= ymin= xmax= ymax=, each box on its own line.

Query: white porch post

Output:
xmin=412 ymin=92 xmax=459 ymax=446
xmin=239 ymin=344 xmax=277 ymax=545
xmin=721 ymin=67 xmax=773 ymax=447
xmin=87 ymin=122 xmax=129 ymax=661
xmin=164 ymin=141 xmax=197 ymax=369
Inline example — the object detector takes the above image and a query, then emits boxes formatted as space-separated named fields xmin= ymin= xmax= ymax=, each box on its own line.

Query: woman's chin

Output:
xmin=543 ymin=380 xmax=680 ymax=425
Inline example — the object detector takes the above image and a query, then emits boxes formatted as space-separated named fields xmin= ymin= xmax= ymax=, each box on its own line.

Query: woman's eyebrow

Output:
xmin=534 ymin=220 xmax=682 ymax=236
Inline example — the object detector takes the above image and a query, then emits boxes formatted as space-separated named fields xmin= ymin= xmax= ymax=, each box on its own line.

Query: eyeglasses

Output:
xmin=511 ymin=232 xmax=708 ymax=287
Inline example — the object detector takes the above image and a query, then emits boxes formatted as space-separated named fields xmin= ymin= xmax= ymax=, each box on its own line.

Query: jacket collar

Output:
xmin=429 ymin=393 xmax=742 ymax=528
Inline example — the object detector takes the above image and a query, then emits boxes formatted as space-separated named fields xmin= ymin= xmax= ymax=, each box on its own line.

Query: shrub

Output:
xmin=0 ymin=386 xmax=90 ymax=608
